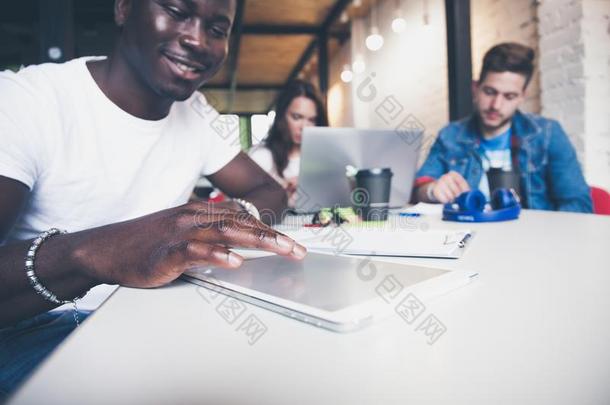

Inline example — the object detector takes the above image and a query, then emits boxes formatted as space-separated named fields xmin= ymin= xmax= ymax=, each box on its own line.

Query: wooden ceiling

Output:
xmin=237 ymin=34 xmax=314 ymax=85
xmin=243 ymin=0 xmax=338 ymax=26
xmin=205 ymin=0 xmax=363 ymax=114
xmin=0 ymin=0 xmax=379 ymax=114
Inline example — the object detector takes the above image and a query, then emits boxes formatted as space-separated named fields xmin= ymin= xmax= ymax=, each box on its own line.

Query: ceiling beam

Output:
xmin=227 ymin=0 xmax=246 ymax=113
xmin=242 ymin=25 xmax=318 ymax=35
xmin=318 ymin=30 xmax=329 ymax=97
xmin=266 ymin=39 xmax=317 ymax=112
xmin=320 ymin=0 xmax=353 ymax=32
xmin=268 ymin=0 xmax=353 ymax=110
xmin=203 ymin=84 xmax=283 ymax=91
xmin=229 ymin=111 xmax=269 ymax=117
xmin=283 ymin=39 xmax=319 ymax=90
xmin=242 ymin=24 xmax=349 ymax=40
xmin=291 ymin=0 xmax=353 ymax=83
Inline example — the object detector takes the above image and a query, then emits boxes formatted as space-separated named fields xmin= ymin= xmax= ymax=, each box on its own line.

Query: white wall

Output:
xmin=327 ymin=0 xmax=449 ymax=162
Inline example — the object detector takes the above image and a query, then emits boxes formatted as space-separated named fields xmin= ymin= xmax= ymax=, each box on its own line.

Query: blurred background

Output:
xmin=1 ymin=0 xmax=608 ymax=189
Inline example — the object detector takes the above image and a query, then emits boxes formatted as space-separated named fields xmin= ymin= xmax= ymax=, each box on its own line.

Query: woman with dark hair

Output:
xmin=249 ymin=80 xmax=328 ymax=205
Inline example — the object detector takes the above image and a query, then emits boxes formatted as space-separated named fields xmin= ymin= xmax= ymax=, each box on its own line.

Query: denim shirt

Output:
xmin=416 ymin=111 xmax=593 ymax=213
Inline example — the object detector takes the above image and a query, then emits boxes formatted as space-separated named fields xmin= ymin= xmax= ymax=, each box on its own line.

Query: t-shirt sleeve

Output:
xmin=193 ymin=92 xmax=241 ymax=176
xmin=0 ymin=71 xmax=45 ymax=189
xmin=247 ymin=145 xmax=287 ymax=187
xmin=248 ymin=145 xmax=275 ymax=173
xmin=200 ymin=138 xmax=240 ymax=176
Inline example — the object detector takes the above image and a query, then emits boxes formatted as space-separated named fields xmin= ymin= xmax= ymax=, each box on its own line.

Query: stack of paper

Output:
xmin=280 ymin=226 xmax=473 ymax=259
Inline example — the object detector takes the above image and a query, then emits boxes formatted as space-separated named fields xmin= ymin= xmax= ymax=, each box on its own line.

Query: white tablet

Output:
xmin=182 ymin=252 xmax=477 ymax=333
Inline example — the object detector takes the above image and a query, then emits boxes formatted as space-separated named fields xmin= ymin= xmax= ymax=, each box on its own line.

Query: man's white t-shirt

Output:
xmin=0 ymin=57 xmax=240 ymax=309
xmin=248 ymin=144 xmax=299 ymax=187
xmin=0 ymin=56 xmax=240 ymax=243
xmin=248 ymin=144 xmax=299 ymax=207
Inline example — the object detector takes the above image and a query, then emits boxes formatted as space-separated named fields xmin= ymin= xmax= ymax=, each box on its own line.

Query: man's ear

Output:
xmin=114 ymin=0 xmax=133 ymax=27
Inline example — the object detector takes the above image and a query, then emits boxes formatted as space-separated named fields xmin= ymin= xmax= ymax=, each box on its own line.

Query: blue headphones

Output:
xmin=442 ymin=188 xmax=521 ymax=222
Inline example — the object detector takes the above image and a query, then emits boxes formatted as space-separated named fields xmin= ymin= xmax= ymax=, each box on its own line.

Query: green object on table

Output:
xmin=347 ymin=220 xmax=388 ymax=227
xmin=335 ymin=207 xmax=358 ymax=223
xmin=312 ymin=207 xmax=389 ymax=226
xmin=317 ymin=209 xmax=334 ymax=225
xmin=313 ymin=207 xmax=358 ymax=225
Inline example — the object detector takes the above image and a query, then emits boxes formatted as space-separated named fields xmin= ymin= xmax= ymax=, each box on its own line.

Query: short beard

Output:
xmin=476 ymin=111 xmax=512 ymax=136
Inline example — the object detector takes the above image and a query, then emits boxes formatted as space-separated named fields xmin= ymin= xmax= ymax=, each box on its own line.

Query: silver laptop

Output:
xmin=295 ymin=127 xmax=422 ymax=213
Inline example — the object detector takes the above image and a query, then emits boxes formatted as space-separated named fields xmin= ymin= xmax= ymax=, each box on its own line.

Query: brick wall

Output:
xmin=582 ymin=0 xmax=610 ymax=190
xmin=471 ymin=0 xmax=541 ymax=113
xmin=538 ymin=0 xmax=610 ymax=190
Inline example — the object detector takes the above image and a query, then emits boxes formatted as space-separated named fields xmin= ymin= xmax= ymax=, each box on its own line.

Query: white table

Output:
xmin=9 ymin=210 xmax=610 ymax=405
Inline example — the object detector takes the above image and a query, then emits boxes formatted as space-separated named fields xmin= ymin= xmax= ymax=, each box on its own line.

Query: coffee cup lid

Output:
xmin=356 ymin=167 xmax=393 ymax=177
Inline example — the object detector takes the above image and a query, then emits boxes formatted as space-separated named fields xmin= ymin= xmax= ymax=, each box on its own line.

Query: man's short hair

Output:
xmin=479 ymin=42 xmax=535 ymax=88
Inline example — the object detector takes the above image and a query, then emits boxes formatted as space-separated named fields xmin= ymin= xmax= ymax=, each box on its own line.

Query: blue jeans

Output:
xmin=0 ymin=310 xmax=90 ymax=401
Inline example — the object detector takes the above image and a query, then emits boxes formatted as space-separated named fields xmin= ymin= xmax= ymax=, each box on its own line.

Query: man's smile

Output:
xmin=161 ymin=51 xmax=209 ymax=81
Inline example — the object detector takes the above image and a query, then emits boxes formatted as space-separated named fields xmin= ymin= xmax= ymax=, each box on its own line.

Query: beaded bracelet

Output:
xmin=25 ymin=228 xmax=83 ymax=326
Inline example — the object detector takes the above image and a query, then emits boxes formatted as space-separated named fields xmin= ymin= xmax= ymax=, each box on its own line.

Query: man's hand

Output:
xmin=71 ymin=201 xmax=306 ymax=289
xmin=285 ymin=177 xmax=298 ymax=206
xmin=426 ymin=171 xmax=471 ymax=204
xmin=207 ymin=152 xmax=288 ymax=225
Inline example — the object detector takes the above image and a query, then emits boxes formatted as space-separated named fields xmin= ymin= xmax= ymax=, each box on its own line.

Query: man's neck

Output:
xmin=482 ymin=125 xmax=510 ymax=140
xmin=478 ymin=117 xmax=512 ymax=140
xmin=87 ymin=48 xmax=173 ymax=121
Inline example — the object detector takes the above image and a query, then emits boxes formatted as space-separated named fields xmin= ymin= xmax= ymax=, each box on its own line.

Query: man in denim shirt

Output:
xmin=413 ymin=43 xmax=592 ymax=213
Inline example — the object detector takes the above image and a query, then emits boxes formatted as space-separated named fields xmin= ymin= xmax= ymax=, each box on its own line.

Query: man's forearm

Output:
xmin=205 ymin=152 xmax=289 ymax=225
xmin=414 ymin=182 xmax=436 ymax=203
xmin=0 ymin=236 xmax=98 ymax=328
xmin=242 ymin=179 xmax=288 ymax=225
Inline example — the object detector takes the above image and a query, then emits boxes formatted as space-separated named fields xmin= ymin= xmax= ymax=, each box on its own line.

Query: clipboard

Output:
xmin=279 ymin=226 xmax=474 ymax=259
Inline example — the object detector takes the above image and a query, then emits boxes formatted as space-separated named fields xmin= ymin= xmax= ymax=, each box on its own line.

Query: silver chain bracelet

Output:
xmin=25 ymin=228 xmax=83 ymax=326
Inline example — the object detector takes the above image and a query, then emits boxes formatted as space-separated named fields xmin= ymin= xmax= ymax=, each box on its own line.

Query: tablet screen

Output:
xmin=186 ymin=253 xmax=450 ymax=312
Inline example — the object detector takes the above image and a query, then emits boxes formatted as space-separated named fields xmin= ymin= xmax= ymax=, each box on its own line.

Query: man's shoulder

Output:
xmin=0 ymin=57 xmax=92 ymax=105
xmin=248 ymin=144 xmax=274 ymax=167
xmin=436 ymin=116 xmax=472 ymax=141
xmin=517 ymin=111 xmax=560 ymax=127
xmin=2 ymin=57 xmax=85 ymax=85
xmin=248 ymin=144 xmax=271 ymax=158
xmin=440 ymin=117 xmax=469 ymax=132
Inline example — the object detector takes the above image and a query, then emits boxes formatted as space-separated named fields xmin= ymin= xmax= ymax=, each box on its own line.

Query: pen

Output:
xmin=398 ymin=212 xmax=421 ymax=217
xmin=458 ymin=233 xmax=472 ymax=248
